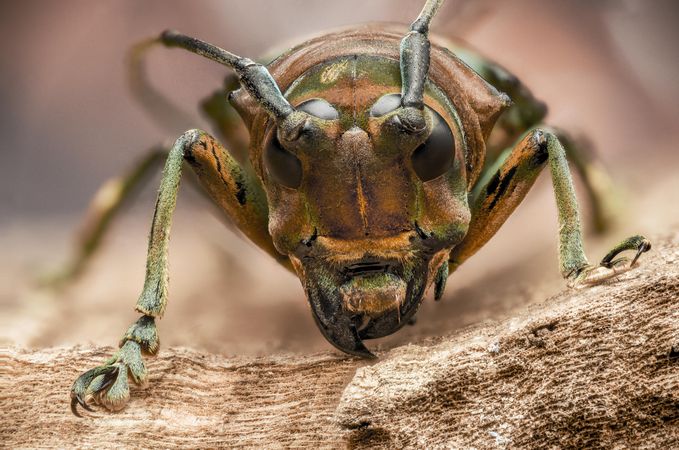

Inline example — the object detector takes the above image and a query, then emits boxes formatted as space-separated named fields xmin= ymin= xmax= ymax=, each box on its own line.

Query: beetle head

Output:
xmin=237 ymin=55 xmax=475 ymax=356
xmin=227 ymin=22 xmax=509 ymax=356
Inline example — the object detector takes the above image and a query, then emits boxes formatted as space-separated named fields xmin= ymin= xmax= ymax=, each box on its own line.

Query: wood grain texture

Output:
xmin=2 ymin=232 xmax=678 ymax=449
xmin=338 ymin=232 xmax=679 ymax=448
xmin=1 ymin=348 xmax=361 ymax=448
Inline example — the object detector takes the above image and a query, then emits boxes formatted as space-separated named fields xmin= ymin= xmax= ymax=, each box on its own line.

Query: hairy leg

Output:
xmin=454 ymin=46 xmax=618 ymax=234
xmin=450 ymin=129 xmax=649 ymax=284
xmin=70 ymin=130 xmax=273 ymax=415
xmin=45 ymin=148 xmax=166 ymax=287
xmin=473 ymin=127 xmax=620 ymax=235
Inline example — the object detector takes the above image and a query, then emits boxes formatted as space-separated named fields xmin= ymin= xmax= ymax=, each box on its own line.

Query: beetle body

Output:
xmin=224 ymin=25 xmax=508 ymax=352
xmin=69 ymin=1 xmax=650 ymax=415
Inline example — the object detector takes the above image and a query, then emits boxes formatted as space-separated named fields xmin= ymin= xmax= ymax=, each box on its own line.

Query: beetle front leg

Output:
xmin=456 ymin=48 xmax=619 ymax=235
xmin=71 ymin=316 xmax=158 ymax=415
xmin=450 ymin=129 xmax=650 ymax=284
xmin=44 ymin=148 xmax=167 ymax=288
xmin=70 ymin=132 xmax=188 ymax=415
xmin=70 ymin=129 xmax=271 ymax=415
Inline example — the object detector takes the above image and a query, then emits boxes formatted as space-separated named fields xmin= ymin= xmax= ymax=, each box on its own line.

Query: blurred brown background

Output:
xmin=1 ymin=0 xmax=678 ymax=356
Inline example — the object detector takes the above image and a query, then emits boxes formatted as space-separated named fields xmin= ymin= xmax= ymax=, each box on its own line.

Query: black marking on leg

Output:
xmin=183 ymin=143 xmax=198 ymax=165
xmin=485 ymin=172 xmax=501 ymax=197
xmin=488 ymin=166 xmax=517 ymax=210
xmin=234 ymin=172 xmax=247 ymax=206
xmin=496 ymin=166 xmax=517 ymax=199
xmin=210 ymin=145 xmax=244 ymax=205
xmin=210 ymin=146 xmax=222 ymax=175
xmin=532 ymin=138 xmax=549 ymax=167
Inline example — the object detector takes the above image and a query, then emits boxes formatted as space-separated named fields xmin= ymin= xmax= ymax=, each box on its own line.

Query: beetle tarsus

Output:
xmin=630 ymin=240 xmax=652 ymax=266
xmin=70 ymin=364 xmax=120 ymax=417
xmin=600 ymin=235 xmax=651 ymax=269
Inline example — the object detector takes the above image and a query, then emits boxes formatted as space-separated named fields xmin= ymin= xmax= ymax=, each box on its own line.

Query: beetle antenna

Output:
xmin=400 ymin=0 xmax=445 ymax=113
xmin=127 ymin=37 xmax=197 ymax=132
xmin=159 ymin=30 xmax=296 ymax=124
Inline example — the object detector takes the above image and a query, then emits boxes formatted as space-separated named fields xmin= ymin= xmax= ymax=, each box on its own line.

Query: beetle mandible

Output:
xmin=69 ymin=0 xmax=651 ymax=415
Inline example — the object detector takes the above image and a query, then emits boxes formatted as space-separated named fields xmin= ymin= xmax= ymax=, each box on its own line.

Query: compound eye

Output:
xmin=264 ymin=132 xmax=302 ymax=189
xmin=297 ymin=98 xmax=339 ymax=120
xmin=370 ymin=93 xmax=401 ymax=117
xmin=411 ymin=108 xmax=455 ymax=182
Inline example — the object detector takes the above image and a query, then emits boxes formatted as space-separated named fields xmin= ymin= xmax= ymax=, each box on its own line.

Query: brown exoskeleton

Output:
xmin=69 ymin=0 xmax=650 ymax=415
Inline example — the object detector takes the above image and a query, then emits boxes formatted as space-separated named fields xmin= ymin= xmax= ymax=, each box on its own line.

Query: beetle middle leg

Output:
xmin=51 ymin=51 xmax=266 ymax=287
xmin=70 ymin=129 xmax=272 ymax=415
xmin=450 ymin=129 xmax=650 ymax=285
xmin=456 ymin=48 xmax=619 ymax=234
xmin=44 ymin=147 xmax=166 ymax=287
xmin=476 ymin=127 xmax=620 ymax=235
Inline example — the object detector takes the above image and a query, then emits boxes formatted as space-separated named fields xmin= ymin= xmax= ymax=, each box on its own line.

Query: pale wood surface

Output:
xmin=2 ymin=232 xmax=677 ymax=448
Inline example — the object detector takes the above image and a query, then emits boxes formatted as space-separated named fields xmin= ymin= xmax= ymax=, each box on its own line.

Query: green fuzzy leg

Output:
xmin=43 ymin=148 xmax=166 ymax=288
xmin=543 ymin=131 xmax=590 ymax=278
xmin=600 ymin=235 xmax=651 ymax=268
xmin=549 ymin=129 xmax=620 ymax=234
xmin=452 ymin=129 xmax=649 ymax=283
xmin=135 ymin=131 xmax=191 ymax=318
xmin=70 ymin=131 xmax=192 ymax=415
xmin=451 ymin=130 xmax=591 ymax=277
xmin=71 ymin=317 xmax=158 ymax=414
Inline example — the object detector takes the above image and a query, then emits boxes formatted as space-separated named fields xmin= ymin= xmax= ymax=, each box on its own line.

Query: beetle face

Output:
xmin=251 ymin=56 xmax=471 ymax=355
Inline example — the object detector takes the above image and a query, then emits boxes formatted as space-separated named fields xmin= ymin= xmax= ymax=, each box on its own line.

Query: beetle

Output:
xmin=69 ymin=0 xmax=651 ymax=415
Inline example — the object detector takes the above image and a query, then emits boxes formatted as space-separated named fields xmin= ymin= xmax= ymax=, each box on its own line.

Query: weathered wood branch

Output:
xmin=2 ymin=233 xmax=678 ymax=448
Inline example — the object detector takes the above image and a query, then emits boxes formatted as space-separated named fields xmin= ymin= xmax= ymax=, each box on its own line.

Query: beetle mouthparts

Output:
xmin=306 ymin=287 xmax=375 ymax=359
xmin=339 ymin=272 xmax=407 ymax=318
xmin=310 ymin=308 xmax=375 ymax=359
xmin=342 ymin=261 xmax=391 ymax=277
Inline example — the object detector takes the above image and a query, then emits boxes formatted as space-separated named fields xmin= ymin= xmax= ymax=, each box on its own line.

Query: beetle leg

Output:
xmin=474 ymin=126 xmax=620 ymax=235
xmin=600 ymin=235 xmax=651 ymax=269
xmin=450 ymin=129 xmax=649 ymax=285
xmin=70 ymin=129 xmax=275 ymax=415
xmin=181 ymin=131 xmax=290 ymax=269
xmin=71 ymin=324 xmax=152 ymax=415
xmin=43 ymin=148 xmax=166 ymax=287
xmin=133 ymin=128 xmax=276 ymax=317
xmin=454 ymin=47 xmax=619 ymax=234
xmin=550 ymin=129 xmax=620 ymax=234
xmin=130 ymin=37 xmax=251 ymax=160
